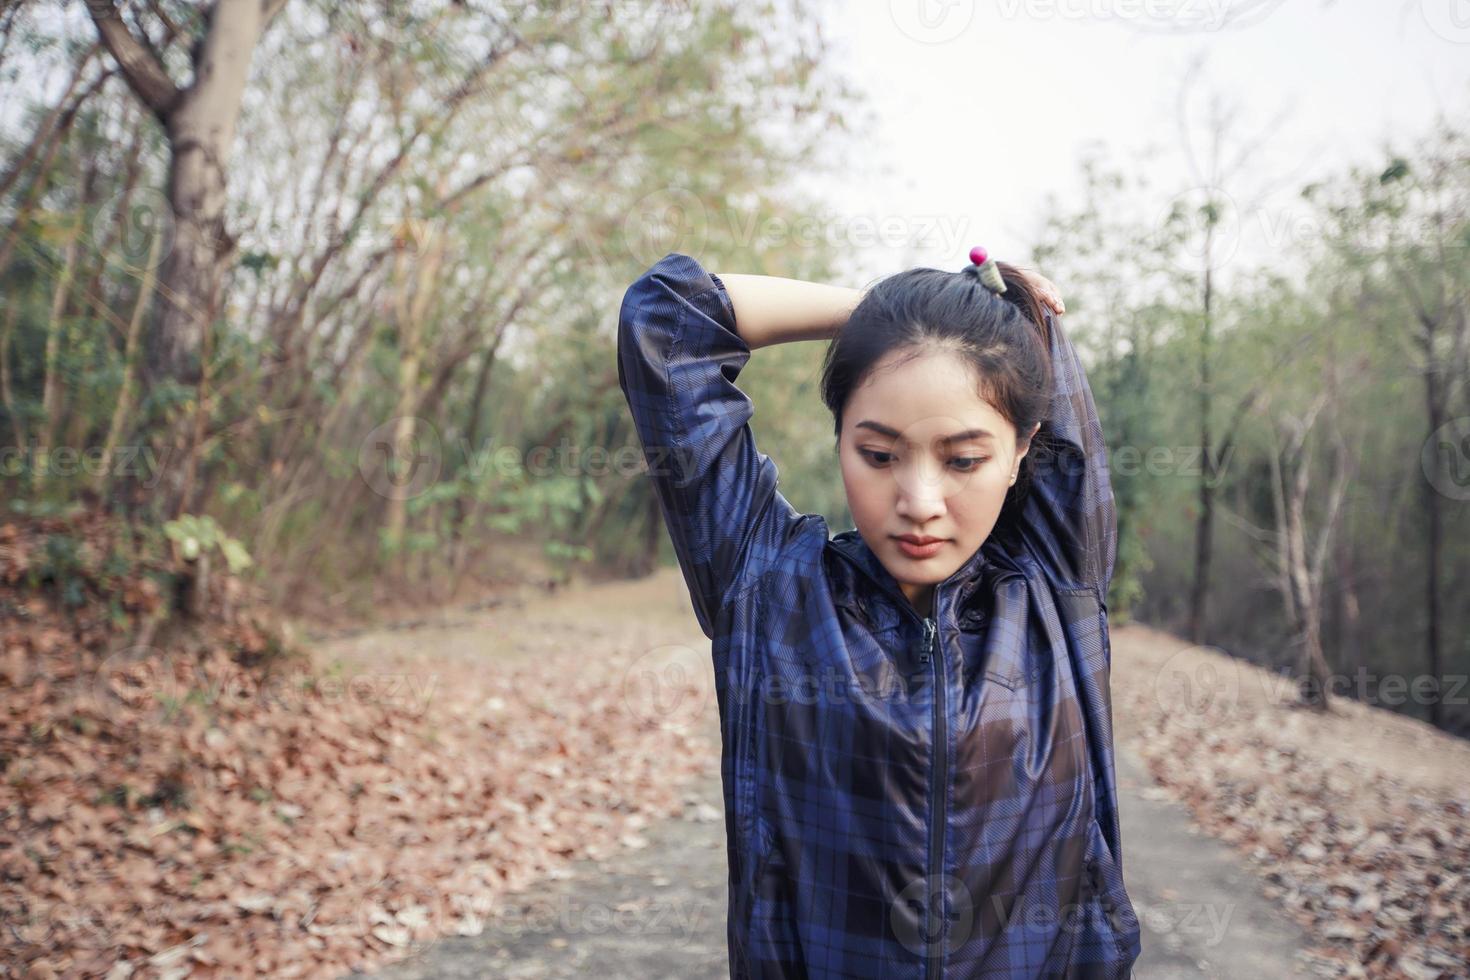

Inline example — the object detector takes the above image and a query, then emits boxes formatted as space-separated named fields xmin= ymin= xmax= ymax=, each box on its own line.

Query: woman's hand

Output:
xmin=1017 ymin=269 xmax=1066 ymax=316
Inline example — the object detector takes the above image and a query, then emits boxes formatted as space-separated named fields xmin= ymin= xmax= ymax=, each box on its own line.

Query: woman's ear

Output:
xmin=1017 ymin=421 xmax=1041 ymax=457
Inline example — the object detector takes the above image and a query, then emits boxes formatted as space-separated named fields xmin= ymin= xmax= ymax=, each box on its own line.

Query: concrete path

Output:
xmin=348 ymin=764 xmax=731 ymax=980
xmin=348 ymin=571 xmax=1311 ymax=978
xmin=1114 ymin=740 xmax=1312 ymax=978
xmin=355 ymin=748 xmax=1311 ymax=980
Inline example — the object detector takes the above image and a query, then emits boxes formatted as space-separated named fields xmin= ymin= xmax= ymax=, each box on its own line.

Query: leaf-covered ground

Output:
xmin=3 ymin=510 xmax=1466 ymax=978
xmin=1111 ymin=625 xmax=1470 ymax=979
xmin=1 ymin=515 xmax=719 ymax=978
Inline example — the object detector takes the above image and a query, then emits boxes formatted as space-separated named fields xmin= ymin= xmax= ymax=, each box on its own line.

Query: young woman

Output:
xmin=617 ymin=247 xmax=1141 ymax=979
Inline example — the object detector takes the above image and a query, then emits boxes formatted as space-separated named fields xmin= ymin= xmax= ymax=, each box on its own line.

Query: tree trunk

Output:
xmin=1294 ymin=590 xmax=1333 ymax=710
xmin=1188 ymin=257 xmax=1215 ymax=644
xmin=382 ymin=223 xmax=446 ymax=557
xmin=450 ymin=340 xmax=503 ymax=566
xmin=1266 ymin=368 xmax=1353 ymax=713
xmin=0 ymin=303 xmax=23 ymax=454
xmin=1422 ymin=353 xmax=1444 ymax=728
xmin=89 ymin=0 xmax=281 ymax=520
xmin=94 ymin=230 xmax=164 ymax=498
xmin=33 ymin=218 xmax=83 ymax=494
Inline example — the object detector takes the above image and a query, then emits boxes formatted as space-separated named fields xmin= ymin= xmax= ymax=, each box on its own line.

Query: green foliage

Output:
xmin=3 ymin=0 xmax=1465 ymax=735
xmin=39 ymin=532 xmax=87 ymax=609
xmin=163 ymin=515 xmax=254 ymax=574
xmin=7 ymin=497 xmax=84 ymax=519
xmin=1379 ymin=157 xmax=1410 ymax=184
xmin=184 ymin=0 xmax=854 ymax=594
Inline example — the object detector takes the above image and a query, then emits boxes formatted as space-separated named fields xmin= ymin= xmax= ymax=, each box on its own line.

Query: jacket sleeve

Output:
xmin=616 ymin=251 xmax=803 ymax=639
xmin=1014 ymin=307 xmax=1117 ymax=596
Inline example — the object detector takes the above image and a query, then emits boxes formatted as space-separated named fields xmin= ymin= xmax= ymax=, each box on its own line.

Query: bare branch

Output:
xmin=87 ymin=0 xmax=181 ymax=121
xmin=0 ymin=43 xmax=103 ymax=203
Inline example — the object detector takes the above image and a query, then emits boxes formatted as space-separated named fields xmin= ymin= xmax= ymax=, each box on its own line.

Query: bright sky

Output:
xmin=803 ymin=0 xmax=1470 ymax=286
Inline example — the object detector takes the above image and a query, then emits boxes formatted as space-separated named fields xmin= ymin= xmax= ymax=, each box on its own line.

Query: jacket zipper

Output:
xmin=922 ymin=613 xmax=946 ymax=980
xmin=828 ymin=543 xmax=962 ymax=978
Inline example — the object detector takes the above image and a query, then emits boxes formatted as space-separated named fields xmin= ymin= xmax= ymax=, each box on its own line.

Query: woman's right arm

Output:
xmin=714 ymin=272 xmax=862 ymax=349
xmin=617 ymin=253 xmax=859 ymax=638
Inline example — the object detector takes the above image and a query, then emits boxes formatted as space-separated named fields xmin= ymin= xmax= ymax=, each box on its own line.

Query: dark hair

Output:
xmin=818 ymin=260 xmax=1055 ymax=515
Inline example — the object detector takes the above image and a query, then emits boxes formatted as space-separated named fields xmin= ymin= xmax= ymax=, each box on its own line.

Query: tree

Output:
xmin=1032 ymin=148 xmax=1187 ymax=620
xmin=1164 ymin=55 xmax=1297 ymax=644
xmin=87 ymin=0 xmax=290 ymax=387
xmin=86 ymin=0 xmax=290 ymax=518
xmin=1227 ymin=333 xmax=1359 ymax=711
xmin=1303 ymin=121 xmax=1470 ymax=729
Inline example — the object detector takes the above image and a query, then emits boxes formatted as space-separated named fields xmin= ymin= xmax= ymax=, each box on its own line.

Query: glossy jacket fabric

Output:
xmin=617 ymin=252 xmax=1142 ymax=978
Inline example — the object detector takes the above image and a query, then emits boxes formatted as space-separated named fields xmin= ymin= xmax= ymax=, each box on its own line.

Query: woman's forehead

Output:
xmin=856 ymin=345 xmax=985 ymax=391
xmin=853 ymin=418 xmax=998 ymax=445
xmin=846 ymin=352 xmax=1012 ymax=441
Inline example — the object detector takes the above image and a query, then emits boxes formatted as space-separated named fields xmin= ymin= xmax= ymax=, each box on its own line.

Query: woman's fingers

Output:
xmin=1019 ymin=269 xmax=1066 ymax=315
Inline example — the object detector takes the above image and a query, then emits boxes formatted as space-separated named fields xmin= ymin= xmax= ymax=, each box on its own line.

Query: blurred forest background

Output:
xmin=2 ymin=1 xmax=1470 ymax=980
xmin=1 ymin=0 xmax=1466 ymax=740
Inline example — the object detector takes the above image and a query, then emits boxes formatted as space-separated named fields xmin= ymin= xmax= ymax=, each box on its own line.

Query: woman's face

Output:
xmin=838 ymin=347 xmax=1036 ymax=616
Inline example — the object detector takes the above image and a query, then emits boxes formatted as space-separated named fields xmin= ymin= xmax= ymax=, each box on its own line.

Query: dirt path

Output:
xmin=333 ymin=568 xmax=1314 ymax=979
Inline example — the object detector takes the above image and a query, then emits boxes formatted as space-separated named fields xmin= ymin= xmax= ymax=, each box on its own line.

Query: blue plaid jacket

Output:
xmin=617 ymin=253 xmax=1142 ymax=978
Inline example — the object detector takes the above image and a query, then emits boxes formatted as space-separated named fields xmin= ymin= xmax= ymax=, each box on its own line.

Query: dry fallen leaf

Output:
xmin=2 ymin=510 xmax=719 ymax=978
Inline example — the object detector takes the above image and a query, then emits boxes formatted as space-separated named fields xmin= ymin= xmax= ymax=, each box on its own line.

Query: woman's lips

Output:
xmin=894 ymin=537 xmax=947 ymax=559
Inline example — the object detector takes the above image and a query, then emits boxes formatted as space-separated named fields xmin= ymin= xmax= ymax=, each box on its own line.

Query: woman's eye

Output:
xmin=859 ymin=450 xmax=990 ymax=471
xmin=860 ymin=449 xmax=895 ymax=466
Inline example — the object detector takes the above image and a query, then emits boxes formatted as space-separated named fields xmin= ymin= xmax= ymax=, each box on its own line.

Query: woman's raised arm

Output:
xmin=713 ymin=272 xmax=862 ymax=349
xmin=1014 ymin=303 xmax=1118 ymax=597
xmin=617 ymin=254 xmax=852 ymax=638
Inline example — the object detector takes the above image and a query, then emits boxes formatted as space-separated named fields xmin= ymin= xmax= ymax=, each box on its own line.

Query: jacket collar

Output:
xmin=828 ymin=526 xmax=1021 ymax=612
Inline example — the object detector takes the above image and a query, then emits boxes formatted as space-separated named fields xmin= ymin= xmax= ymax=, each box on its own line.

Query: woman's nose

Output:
xmin=895 ymin=459 xmax=948 ymax=522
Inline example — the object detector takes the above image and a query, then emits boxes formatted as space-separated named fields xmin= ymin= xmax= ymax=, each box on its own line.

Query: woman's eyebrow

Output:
xmin=854 ymin=420 xmax=995 ymax=444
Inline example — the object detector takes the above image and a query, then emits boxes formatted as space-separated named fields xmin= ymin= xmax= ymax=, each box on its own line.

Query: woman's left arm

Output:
xmin=1011 ymin=272 xmax=1117 ymax=597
